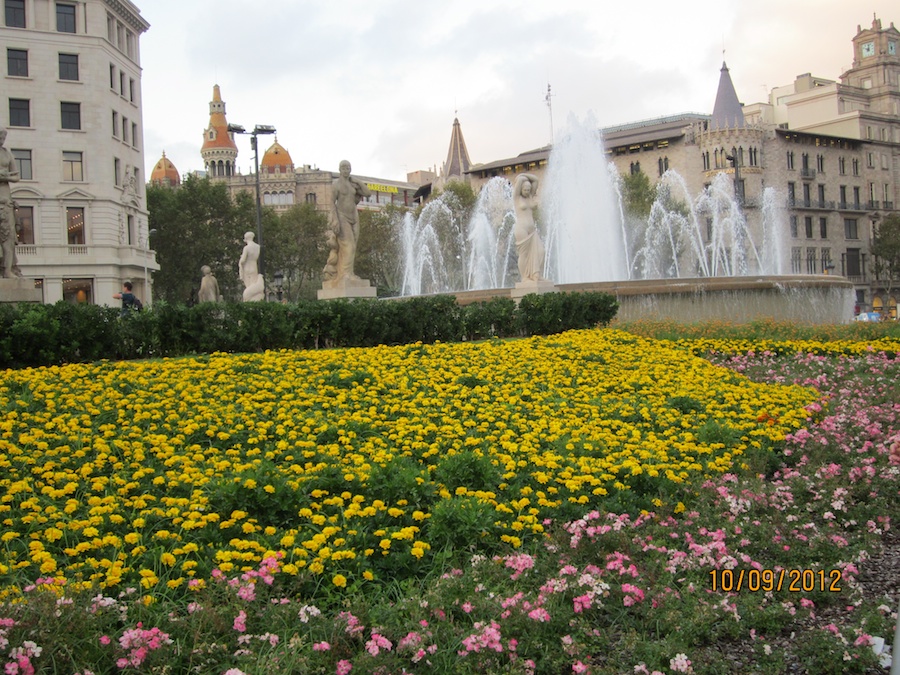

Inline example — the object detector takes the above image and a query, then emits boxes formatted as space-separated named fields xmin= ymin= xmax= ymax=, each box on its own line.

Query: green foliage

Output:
xmin=871 ymin=212 xmax=900 ymax=296
xmin=148 ymin=175 xmax=254 ymax=304
xmin=433 ymin=450 xmax=501 ymax=493
xmin=620 ymin=169 xmax=657 ymax=220
xmin=0 ymin=292 xmax=620 ymax=368
xmin=263 ymin=202 xmax=330 ymax=301
xmin=357 ymin=206 xmax=405 ymax=296
xmin=517 ymin=291 xmax=619 ymax=335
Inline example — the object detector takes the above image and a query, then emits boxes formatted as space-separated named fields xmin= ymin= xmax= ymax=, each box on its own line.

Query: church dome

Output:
xmin=260 ymin=138 xmax=294 ymax=174
xmin=150 ymin=151 xmax=180 ymax=186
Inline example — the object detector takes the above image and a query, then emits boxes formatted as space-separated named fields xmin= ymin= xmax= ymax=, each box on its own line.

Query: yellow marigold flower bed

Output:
xmin=0 ymin=329 xmax=817 ymax=595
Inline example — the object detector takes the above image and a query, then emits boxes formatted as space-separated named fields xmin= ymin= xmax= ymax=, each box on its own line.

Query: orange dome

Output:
xmin=150 ymin=151 xmax=180 ymax=186
xmin=260 ymin=138 xmax=293 ymax=173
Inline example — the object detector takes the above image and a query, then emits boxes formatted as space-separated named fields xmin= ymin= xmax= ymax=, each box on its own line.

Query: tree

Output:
xmin=871 ymin=212 xmax=900 ymax=311
xmin=263 ymin=203 xmax=329 ymax=301
xmin=357 ymin=206 xmax=405 ymax=296
xmin=148 ymin=176 xmax=254 ymax=304
xmin=620 ymin=170 xmax=657 ymax=220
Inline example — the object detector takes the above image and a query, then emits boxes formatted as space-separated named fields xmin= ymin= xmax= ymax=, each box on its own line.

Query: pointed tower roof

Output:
xmin=260 ymin=138 xmax=294 ymax=171
xmin=201 ymin=84 xmax=238 ymax=152
xmin=150 ymin=151 xmax=180 ymax=186
xmin=711 ymin=62 xmax=745 ymax=128
xmin=443 ymin=117 xmax=472 ymax=178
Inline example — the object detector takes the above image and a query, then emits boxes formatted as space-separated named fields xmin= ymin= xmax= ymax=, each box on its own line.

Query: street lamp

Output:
xmin=143 ymin=227 xmax=156 ymax=304
xmin=227 ymin=123 xmax=276 ymax=287
xmin=273 ymin=270 xmax=284 ymax=303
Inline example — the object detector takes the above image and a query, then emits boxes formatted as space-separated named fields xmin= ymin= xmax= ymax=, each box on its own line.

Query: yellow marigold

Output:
xmin=332 ymin=573 xmax=347 ymax=588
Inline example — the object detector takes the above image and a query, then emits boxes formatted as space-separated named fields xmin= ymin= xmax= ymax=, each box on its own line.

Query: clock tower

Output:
xmin=841 ymin=16 xmax=900 ymax=119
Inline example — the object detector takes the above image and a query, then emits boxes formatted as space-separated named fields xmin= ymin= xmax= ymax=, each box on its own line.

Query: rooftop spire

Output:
xmin=443 ymin=117 xmax=472 ymax=178
xmin=711 ymin=62 xmax=745 ymax=129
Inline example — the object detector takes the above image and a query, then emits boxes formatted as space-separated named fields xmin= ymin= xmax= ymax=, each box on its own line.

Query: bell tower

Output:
xmin=200 ymin=84 xmax=239 ymax=178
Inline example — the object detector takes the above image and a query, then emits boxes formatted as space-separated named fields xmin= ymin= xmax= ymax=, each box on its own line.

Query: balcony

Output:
xmin=800 ymin=168 xmax=816 ymax=180
xmin=837 ymin=202 xmax=866 ymax=211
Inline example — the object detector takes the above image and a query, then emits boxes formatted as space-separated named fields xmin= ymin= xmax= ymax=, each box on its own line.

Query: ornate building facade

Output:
xmin=4 ymin=0 xmax=158 ymax=304
xmin=467 ymin=17 xmax=900 ymax=317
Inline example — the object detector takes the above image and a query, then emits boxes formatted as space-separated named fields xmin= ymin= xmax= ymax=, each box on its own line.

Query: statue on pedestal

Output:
xmin=0 ymin=127 xmax=22 ymax=279
xmin=328 ymin=160 xmax=370 ymax=283
xmin=513 ymin=173 xmax=545 ymax=282
xmin=239 ymin=231 xmax=264 ymax=301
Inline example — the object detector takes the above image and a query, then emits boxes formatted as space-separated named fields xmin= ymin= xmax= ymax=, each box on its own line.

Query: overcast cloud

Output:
xmin=139 ymin=1 xmax=897 ymax=182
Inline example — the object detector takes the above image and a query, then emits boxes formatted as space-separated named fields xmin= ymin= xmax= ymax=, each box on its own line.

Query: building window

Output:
xmin=305 ymin=193 xmax=316 ymax=204
xmin=122 ymin=117 xmax=128 ymax=144
xmin=819 ymin=217 xmax=827 ymax=239
xmin=14 ymin=204 xmax=33 ymax=244
xmin=804 ymin=217 xmax=813 ymax=239
xmin=107 ymin=13 xmax=115 ymax=41
xmin=114 ymin=157 xmax=121 ymax=186
xmin=63 ymin=278 xmax=93 ymax=304
xmin=786 ymin=151 xmax=794 ymax=170
xmin=821 ymin=248 xmax=833 ymax=273
xmin=7 ymin=48 xmax=27 ymax=76
xmin=839 ymin=185 xmax=847 ymax=206
xmin=112 ymin=111 xmax=119 ymax=137
xmin=816 ymin=154 xmax=825 ymax=172
xmin=5 ymin=0 xmax=25 ymax=27
xmin=129 ymin=78 xmax=135 ymax=102
xmin=109 ymin=63 xmax=115 ymax=89
xmin=126 ymin=214 xmax=134 ymax=245
xmin=852 ymin=158 xmax=860 ymax=175
xmin=60 ymin=102 xmax=81 ymax=130
xmin=63 ymin=151 xmax=83 ymax=181
xmin=58 ymin=53 xmax=78 ymax=80
xmin=844 ymin=218 xmax=858 ymax=240
xmin=11 ymin=149 xmax=31 ymax=179
xmin=9 ymin=98 xmax=30 ymax=127
xmin=839 ymin=157 xmax=846 ymax=175
xmin=845 ymin=248 xmax=862 ymax=278
xmin=806 ymin=248 xmax=817 ymax=274
xmin=853 ymin=186 xmax=861 ymax=207
xmin=867 ymin=152 xmax=875 ymax=168
xmin=791 ymin=247 xmax=802 ymax=273
xmin=790 ymin=215 xmax=798 ymax=238
xmin=56 ymin=2 xmax=75 ymax=32
xmin=817 ymin=184 xmax=825 ymax=206
xmin=787 ymin=182 xmax=796 ymax=205
xmin=66 ymin=206 xmax=85 ymax=244
xmin=131 ymin=122 xmax=137 ymax=148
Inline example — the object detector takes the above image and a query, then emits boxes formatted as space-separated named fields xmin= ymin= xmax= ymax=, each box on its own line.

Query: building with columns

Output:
xmin=466 ymin=16 xmax=900 ymax=317
xmin=3 ymin=0 xmax=158 ymax=305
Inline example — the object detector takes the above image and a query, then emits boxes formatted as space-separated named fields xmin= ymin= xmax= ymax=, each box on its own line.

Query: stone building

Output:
xmin=3 ymin=0 xmax=158 ymax=304
xmin=467 ymin=16 xmax=900 ymax=317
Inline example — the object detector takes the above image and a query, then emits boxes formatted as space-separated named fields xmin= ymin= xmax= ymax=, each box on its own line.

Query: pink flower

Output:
xmin=99 ymin=635 xmax=111 ymax=646
xmin=573 ymin=661 xmax=589 ymax=673
xmin=461 ymin=601 xmax=474 ymax=614
xmin=233 ymin=610 xmax=247 ymax=633
xmin=313 ymin=641 xmax=331 ymax=651
xmin=336 ymin=660 xmax=352 ymax=675
xmin=527 ymin=607 xmax=551 ymax=622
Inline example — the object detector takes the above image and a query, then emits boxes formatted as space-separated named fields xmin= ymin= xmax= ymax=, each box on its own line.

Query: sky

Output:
xmin=138 ymin=1 xmax=897 ymax=183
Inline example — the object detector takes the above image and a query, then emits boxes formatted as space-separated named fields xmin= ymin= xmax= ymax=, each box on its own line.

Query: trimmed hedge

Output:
xmin=0 ymin=292 xmax=618 ymax=369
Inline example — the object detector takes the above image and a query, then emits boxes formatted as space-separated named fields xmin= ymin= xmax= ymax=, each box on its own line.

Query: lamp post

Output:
xmin=227 ymin=123 xmax=276 ymax=287
xmin=143 ymin=227 xmax=156 ymax=304
xmin=273 ymin=270 xmax=284 ymax=303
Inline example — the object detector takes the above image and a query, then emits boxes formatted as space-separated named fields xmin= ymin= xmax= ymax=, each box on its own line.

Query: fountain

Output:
xmin=397 ymin=114 xmax=853 ymax=323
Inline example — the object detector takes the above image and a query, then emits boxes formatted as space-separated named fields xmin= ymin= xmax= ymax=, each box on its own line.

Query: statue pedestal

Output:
xmin=0 ymin=277 xmax=42 ymax=303
xmin=318 ymin=277 xmax=377 ymax=300
xmin=511 ymin=279 xmax=557 ymax=300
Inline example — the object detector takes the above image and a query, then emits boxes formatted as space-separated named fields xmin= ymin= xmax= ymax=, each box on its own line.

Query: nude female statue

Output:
xmin=513 ymin=173 xmax=545 ymax=282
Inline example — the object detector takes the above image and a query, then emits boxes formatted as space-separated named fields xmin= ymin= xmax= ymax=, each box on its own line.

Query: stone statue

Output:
xmin=198 ymin=265 xmax=221 ymax=303
xmin=238 ymin=231 xmax=264 ymax=301
xmin=513 ymin=173 xmax=545 ymax=282
xmin=329 ymin=159 xmax=371 ymax=282
xmin=0 ymin=126 xmax=22 ymax=279
xmin=322 ymin=229 xmax=339 ymax=282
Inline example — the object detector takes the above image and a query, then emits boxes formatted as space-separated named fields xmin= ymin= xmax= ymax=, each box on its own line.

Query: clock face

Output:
xmin=861 ymin=41 xmax=875 ymax=57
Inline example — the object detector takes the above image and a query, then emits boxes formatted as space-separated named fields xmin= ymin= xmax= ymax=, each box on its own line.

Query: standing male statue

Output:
xmin=239 ymin=231 xmax=264 ymax=301
xmin=0 ymin=126 xmax=22 ymax=279
xmin=329 ymin=159 xmax=371 ymax=282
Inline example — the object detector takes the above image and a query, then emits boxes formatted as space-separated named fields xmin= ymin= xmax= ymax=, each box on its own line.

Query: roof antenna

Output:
xmin=545 ymin=83 xmax=554 ymax=146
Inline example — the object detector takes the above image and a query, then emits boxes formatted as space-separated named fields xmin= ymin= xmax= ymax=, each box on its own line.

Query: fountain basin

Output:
xmin=442 ymin=275 xmax=855 ymax=325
